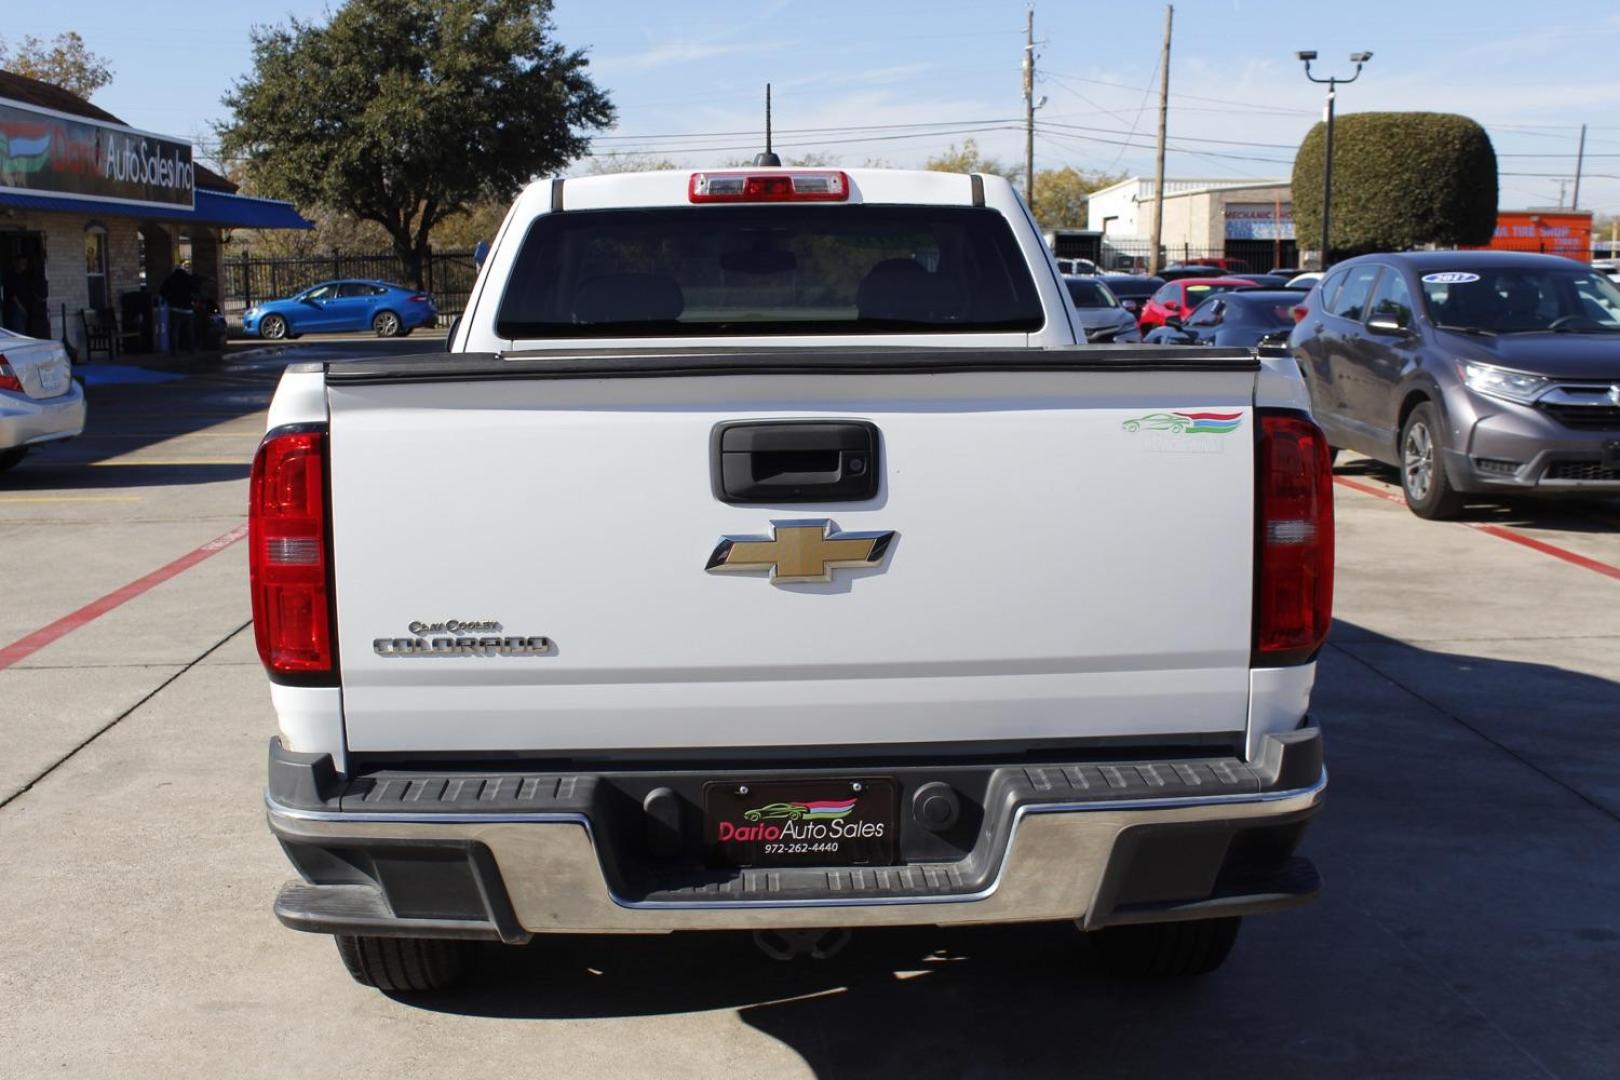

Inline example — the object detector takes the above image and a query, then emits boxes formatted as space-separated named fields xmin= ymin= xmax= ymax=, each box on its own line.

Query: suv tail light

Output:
xmin=1291 ymin=304 xmax=1309 ymax=323
xmin=1254 ymin=411 xmax=1334 ymax=666
xmin=0 ymin=356 xmax=22 ymax=393
xmin=689 ymin=170 xmax=850 ymax=203
xmin=249 ymin=425 xmax=336 ymax=681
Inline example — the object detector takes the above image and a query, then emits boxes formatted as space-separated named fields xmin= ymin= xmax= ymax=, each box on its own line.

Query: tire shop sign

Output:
xmin=0 ymin=96 xmax=194 ymax=209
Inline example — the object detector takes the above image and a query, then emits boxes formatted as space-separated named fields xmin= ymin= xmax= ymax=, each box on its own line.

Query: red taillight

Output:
xmin=689 ymin=170 xmax=850 ymax=203
xmin=0 ymin=356 xmax=22 ymax=393
xmin=409 ymin=293 xmax=430 ymax=303
xmin=1290 ymin=304 xmax=1309 ymax=323
xmin=249 ymin=426 xmax=335 ymax=678
xmin=1254 ymin=411 xmax=1334 ymax=666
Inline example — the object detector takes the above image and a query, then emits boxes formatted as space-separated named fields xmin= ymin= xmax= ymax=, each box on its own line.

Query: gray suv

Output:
xmin=1289 ymin=251 xmax=1620 ymax=518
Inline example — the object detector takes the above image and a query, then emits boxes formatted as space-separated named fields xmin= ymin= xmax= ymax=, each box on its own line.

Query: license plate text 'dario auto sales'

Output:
xmin=704 ymin=779 xmax=898 ymax=868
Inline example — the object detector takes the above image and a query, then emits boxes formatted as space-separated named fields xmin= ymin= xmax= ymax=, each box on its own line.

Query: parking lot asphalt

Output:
xmin=1 ymin=342 xmax=1617 ymax=1079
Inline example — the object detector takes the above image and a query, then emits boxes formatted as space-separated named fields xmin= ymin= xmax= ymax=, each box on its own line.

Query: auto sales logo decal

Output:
xmin=1122 ymin=409 xmax=1243 ymax=454
xmin=716 ymin=798 xmax=884 ymax=843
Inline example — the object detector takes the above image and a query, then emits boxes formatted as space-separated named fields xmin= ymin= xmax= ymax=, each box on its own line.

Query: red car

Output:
xmin=1137 ymin=277 xmax=1258 ymax=333
xmin=1182 ymin=256 xmax=1251 ymax=272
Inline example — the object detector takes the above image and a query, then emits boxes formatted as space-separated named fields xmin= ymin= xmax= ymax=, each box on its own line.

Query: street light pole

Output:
xmin=1298 ymin=51 xmax=1371 ymax=270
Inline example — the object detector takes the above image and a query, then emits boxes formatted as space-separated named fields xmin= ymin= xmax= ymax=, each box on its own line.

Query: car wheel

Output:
xmin=1123 ymin=420 xmax=1140 ymax=432
xmin=1089 ymin=917 xmax=1242 ymax=977
xmin=1400 ymin=403 xmax=1465 ymax=520
xmin=0 ymin=447 xmax=29 ymax=473
xmin=373 ymin=310 xmax=402 ymax=338
xmin=334 ymin=935 xmax=468 ymax=992
xmin=259 ymin=315 xmax=288 ymax=340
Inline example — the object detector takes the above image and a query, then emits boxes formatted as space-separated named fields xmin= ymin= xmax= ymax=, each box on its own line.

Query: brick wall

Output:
xmin=1 ymin=209 xmax=218 ymax=355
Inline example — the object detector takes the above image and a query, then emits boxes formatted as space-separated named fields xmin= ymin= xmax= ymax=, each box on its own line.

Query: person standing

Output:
xmin=160 ymin=260 xmax=196 ymax=352
xmin=3 ymin=256 xmax=33 ymax=334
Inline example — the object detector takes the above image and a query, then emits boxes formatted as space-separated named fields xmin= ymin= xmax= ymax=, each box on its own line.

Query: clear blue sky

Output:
xmin=10 ymin=0 xmax=1620 ymax=214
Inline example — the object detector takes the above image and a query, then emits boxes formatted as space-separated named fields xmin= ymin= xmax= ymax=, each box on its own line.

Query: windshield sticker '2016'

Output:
xmin=1421 ymin=272 xmax=1481 ymax=284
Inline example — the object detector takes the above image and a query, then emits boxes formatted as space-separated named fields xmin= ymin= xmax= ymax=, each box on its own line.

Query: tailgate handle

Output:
xmin=712 ymin=420 xmax=881 ymax=504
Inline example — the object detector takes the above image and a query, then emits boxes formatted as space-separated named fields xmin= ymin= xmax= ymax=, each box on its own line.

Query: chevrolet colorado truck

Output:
xmin=254 ymin=167 xmax=1332 ymax=992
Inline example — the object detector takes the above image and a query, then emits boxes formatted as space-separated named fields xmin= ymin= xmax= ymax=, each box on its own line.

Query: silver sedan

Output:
xmin=0 ymin=328 xmax=86 ymax=472
xmin=1062 ymin=275 xmax=1143 ymax=343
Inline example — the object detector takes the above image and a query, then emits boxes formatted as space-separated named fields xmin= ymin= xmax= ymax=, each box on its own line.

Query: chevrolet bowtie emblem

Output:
xmin=706 ymin=520 xmax=896 ymax=583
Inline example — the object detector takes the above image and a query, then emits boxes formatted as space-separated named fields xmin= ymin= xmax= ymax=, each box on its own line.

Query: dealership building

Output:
xmin=0 ymin=69 xmax=308 ymax=354
xmin=1085 ymin=176 xmax=1297 ymax=271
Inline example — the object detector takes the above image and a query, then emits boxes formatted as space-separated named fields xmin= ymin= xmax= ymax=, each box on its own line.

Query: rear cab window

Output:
xmin=495 ymin=205 xmax=1045 ymax=338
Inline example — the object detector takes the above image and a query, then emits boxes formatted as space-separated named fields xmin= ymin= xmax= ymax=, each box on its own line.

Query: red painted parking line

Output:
xmin=0 ymin=524 xmax=249 ymax=672
xmin=1333 ymin=475 xmax=1405 ymax=506
xmin=1333 ymin=476 xmax=1620 ymax=582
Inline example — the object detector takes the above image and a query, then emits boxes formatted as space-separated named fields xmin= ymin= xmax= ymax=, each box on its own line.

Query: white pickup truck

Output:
xmin=254 ymin=167 xmax=1332 ymax=992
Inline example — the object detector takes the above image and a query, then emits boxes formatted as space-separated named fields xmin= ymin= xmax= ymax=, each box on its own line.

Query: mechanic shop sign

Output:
xmin=0 ymin=97 xmax=194 ymax=209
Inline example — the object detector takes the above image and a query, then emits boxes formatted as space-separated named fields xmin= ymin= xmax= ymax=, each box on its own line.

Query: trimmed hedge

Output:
xmin=1292 ymin=112 xmax=1498 ymax=256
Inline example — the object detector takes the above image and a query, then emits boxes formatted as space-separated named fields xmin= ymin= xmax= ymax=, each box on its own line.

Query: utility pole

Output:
xmin=1147 ymin=5 xmax=1173 ymax=275
xmin=1023 ymin=6 xmax=1036 ymax=208
xmin=1572 ymin=122 xmax=1587 ymax=210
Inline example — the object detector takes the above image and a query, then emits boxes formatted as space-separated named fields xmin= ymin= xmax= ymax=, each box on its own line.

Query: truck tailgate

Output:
xmin=325 ymin=351 xmax=1259 ymax=753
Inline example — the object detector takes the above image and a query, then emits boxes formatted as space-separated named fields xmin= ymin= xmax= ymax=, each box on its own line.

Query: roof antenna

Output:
xmin=753 ymin=83 xmax=781 ymax=166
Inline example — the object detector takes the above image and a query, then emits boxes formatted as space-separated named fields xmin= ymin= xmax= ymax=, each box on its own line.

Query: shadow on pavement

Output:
xmin=1334 ymin=455 xmax=1620 ymax=533
xmin=372 ymin=623 xmax=1620 ymax=1077
xmin=1 ymin=339 xmax=438 ymax=490
xmin=0 ymin=461 xmax=250 ymax=489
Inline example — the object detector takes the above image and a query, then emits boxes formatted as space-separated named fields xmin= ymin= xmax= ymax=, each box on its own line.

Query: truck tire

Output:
xmin=1089 ymin=917 xmax=1241 ymax=977
xmin=1399 ymin=403 xmax=1465 ymax=520
xmin=334 ymin=935 xmax=468 ymax=992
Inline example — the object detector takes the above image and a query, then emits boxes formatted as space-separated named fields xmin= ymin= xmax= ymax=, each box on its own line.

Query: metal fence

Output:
xmin=1051 ymin=236 xmax=1303 ymax=274
xmin=220 ymin=248 xmax=480 ymax=325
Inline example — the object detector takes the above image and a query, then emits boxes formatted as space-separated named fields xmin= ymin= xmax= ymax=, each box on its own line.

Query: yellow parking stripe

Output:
xmin=88 ymin=459 xmax=246 ymax=467
xmin=0 ymin=495 xmax=142 ymax=504
xmin=76 ymin=431 xmax=263 ymax=439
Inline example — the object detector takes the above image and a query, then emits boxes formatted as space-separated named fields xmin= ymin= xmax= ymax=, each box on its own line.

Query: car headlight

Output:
xmin=1459 ymin=362 xmax=1550 ymax=404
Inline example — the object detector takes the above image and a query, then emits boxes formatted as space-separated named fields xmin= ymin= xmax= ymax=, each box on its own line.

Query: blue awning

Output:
xmin=0 ymin=187 xmax=312 ymax=229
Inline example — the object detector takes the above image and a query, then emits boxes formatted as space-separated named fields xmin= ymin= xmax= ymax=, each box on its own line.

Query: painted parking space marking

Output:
xmin=0 ymin=495 xmax=143 ymax=504
xmin=87 ymin=459 xmax=248 ymax=467
xmin=0 ymin=524 xmax=248 ymax=672
xmin=1333 ymin=476 xmax=1620 ymax=582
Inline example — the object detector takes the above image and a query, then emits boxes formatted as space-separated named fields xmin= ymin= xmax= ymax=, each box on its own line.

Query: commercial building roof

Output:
xmin=0 ymin=187 xmax=311 ymax=229
xmin=0 ymin=68 xmax=307 ymax=227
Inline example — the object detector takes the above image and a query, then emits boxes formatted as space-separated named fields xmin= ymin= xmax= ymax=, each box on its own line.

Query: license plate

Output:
xmin=704 ymin=779 xmax=897 ymax=868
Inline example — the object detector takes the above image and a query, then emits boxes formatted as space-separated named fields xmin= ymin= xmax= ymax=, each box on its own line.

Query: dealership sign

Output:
xmin=1224 ymin=202 xmax=1293 ymax=241
xmin=0 ymin=97 xmax=194 ymax=209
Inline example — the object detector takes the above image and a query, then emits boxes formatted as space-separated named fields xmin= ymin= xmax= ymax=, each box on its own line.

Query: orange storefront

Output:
xmin=1467 ymin=211 xmax=1593 ymax=262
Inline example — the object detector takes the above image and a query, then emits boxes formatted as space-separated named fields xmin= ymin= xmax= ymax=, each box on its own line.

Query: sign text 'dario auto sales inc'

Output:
xmin=0 ymin=98 xmax=194 ymax=210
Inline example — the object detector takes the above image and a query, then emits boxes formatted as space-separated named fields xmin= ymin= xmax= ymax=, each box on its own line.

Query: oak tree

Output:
xmin=218 ymin=0 xmax=612 ymax=286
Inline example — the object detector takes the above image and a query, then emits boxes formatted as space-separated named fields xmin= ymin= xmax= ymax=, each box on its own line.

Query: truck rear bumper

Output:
xmin=267 ymin=730 xmax=1325 ymax=939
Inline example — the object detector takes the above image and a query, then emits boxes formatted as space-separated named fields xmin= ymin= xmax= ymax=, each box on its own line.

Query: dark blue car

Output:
xmin=1144 ymin=290 xmax=1300 ymax=348
xmin=241 ymin=280 xmax=437 ymax=340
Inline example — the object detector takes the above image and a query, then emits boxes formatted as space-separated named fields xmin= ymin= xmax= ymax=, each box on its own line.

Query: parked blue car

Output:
xmin=241 ymin=280 xmax=437 ymax=340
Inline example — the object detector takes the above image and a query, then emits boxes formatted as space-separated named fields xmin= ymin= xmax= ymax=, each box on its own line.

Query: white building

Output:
xmin=1086 ymin=177 xmax=1297 ymax=270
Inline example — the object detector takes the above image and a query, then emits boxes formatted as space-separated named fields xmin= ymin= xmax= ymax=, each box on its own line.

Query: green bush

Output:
xmin=1292 ymin=112 xmax=1498 ymax=256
